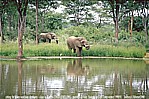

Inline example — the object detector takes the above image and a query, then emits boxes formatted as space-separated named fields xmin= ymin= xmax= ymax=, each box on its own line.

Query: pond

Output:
xmin=0 ymin=58 xmax=149 ymax=99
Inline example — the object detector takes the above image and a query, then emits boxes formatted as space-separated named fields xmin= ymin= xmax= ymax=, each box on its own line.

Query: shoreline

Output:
xmin=0 ymin=56 xmax=149 ymax=61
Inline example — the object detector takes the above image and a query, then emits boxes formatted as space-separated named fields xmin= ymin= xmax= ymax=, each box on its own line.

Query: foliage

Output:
xmin=120 ymin=16 xmax=144 ymax=32
xmin=1 ymin=0 xmax=148 ymax=43
xmin=44 ymin=12 xmax=64 ymax=31
xmin=63 ymin=0 xmax=95 ymax=26
xmin=57 ymin=25 xmax=147 ymax=46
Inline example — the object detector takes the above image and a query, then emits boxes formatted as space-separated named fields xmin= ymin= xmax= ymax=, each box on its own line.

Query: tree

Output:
xmin=0 ymin=3 xmax=3 ymax=43
xmin=13 ymin=0 xmax=28 ymax=59
xmin=120 ymin=0 xmax=148 ymax=43
xmin=35 ymin=0 xmax=38 ymax=44
xmin=127 ymin=1 xmax=135 ymax=40
xmin=108 ymin=0 xmax=125 ymax=42
xmin=139 ymin=0 xmax=149 ymax=43
xmin=64 ymin=0 xmax=95 ymax=26
xmin=0 ymin=0 xmax=5 ymax=43
xmin=0 ymin=0 xmax=13 ymax=43
xmin=92 ymin=1 xmax=112 ymax=28
xmin=44 ymin=12 xmax=64 ymax=30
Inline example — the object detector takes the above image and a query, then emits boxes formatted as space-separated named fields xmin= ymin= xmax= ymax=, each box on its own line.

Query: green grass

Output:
xmin=83 ymin=44 xmax=145 ymax=58
xmin=0 ymin=42 xmax=146 ymax=58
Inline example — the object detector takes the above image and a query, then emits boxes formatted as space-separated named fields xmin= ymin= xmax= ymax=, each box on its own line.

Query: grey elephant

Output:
xmin=38 ymin=32 xmax=58 ymax=44
xmin=67 ymin=36 xmax=90 ymax=56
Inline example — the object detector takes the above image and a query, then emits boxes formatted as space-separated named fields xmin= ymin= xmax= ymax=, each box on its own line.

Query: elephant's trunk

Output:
xmin=85 ymin=45 xmax=90 ymax=50
xmin=56 ymin=39 xmax=58 ymax=44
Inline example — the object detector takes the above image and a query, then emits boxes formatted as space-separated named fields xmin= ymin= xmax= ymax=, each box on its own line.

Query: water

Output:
xmin=0 ymin=58 xmax=149 ymax=99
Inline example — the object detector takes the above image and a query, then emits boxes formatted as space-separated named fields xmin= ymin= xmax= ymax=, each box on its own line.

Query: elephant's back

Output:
xmin=67 ymin=36 xmax=76 ymax=42
xmin=40 ymin=33 xmax=47 ymax=38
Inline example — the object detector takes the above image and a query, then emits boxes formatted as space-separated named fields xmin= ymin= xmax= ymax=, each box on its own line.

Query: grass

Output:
xmin=0 ymin=42 xmax=146 ymax=58
xmin=83 ymin=44 xmax=145 ymax=58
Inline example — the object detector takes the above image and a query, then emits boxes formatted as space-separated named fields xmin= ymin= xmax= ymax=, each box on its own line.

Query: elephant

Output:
xmin=38 ymin=32 xmax=58 ymax=44
xmin=67 ymin=36 xmax=90 ymax=56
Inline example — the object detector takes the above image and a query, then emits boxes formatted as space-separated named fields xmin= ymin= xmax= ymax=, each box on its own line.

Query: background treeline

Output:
xmin=0 ymin=0 xmax=149 ymax=58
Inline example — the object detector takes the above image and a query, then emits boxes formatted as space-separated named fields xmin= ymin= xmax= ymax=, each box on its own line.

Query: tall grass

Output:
xmin=0 ymin=43 xmax=18 ymax=57
xmin=0 ymin=42 xmax=146 ymax=58
xmin=83 ymin=44 xmax=145 ymax=58
xmin=24 ymin=43 xmax=72 ymax=57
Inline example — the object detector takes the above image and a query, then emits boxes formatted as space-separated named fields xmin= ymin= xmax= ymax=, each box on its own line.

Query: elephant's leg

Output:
xmin=49 ymin=39 xmax=51 ymax=43
xmin=44 ymin=39 xmax=46 ymax=42
xmin=46 ymin=38 xmax=48 ymax=43
xmin=41 ymin=38 xmax=46 ymax=42
xmin=76 ymin=47 xmax=82 ymax=57
xmin=78 ymin=47 xmax=82 ymax=56
xmin=73 ymin=49 xmax=76 ymax=53
xmin=56 ymin=40 xmax=58 ymax=44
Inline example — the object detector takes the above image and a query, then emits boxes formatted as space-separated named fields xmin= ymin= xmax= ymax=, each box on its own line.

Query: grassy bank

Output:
xmin=0 ymin=42 xmax=146 ymax=58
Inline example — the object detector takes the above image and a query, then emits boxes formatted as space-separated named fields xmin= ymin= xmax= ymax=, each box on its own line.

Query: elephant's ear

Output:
xmin=77 ymin=37 xmax=84 ymax=41
xmin=50 ymin=33 xmax=57 ymax=39
xmin=75 ymin=38 xmax=83 ymax=47
xmin=81 ymin=40 xmax=85 ymax=43
xmin=81 ymin=40 xmax=88 ymax=46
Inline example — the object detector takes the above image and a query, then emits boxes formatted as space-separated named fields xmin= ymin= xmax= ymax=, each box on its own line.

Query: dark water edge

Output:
xmin=0 ymin=58 xmax=149 ymax=99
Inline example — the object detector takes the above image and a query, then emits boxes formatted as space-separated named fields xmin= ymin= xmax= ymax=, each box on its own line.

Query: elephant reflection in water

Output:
xmin=67 ymin=59 xmax=90 ymax=77
xmin=40 ymin=66 xmax=56 ymax=74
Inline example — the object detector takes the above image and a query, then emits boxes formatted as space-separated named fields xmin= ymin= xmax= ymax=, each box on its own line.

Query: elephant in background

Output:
xmin=67 ymin=36 xmax=90 ymax=56
xmin=38 ymin=32 xmax=58 ymax=44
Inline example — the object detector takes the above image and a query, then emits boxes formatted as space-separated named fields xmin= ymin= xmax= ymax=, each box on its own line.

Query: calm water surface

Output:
xmin=0 ymin=58 xmax=149 ymax=99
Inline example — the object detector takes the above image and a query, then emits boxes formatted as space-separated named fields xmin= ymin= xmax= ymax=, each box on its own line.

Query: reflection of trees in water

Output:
xmin=0 ymin=60 xmax=149 ymax=98
xmin=18 ymin=60 xmax=23 ymax=96
xmin=0 ymin=62 xmax=18 ymax=98
xmin=65 ymin=59 xmax=149 ymax=97
xmin=145 ymin=63 xmax=149 ymax=98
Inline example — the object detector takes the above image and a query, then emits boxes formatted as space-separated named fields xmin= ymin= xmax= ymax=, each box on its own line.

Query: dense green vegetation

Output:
xmin=0 ymin=25 xmax=147 ymax=58
xmin=0 ymin=0 xmax=148 ymax=59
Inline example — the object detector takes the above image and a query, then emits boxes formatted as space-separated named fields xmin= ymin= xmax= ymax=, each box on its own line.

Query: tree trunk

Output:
xmin=14 ymin=0 xmax=28 ymax=59
xmin=36 ymin=0 xmax=38 ymax=45
xmin=41 ymin=16 xmax=44 ymax=31
xmin=144 ymin=19 xmax=149 ymax=43
xmin=17 ymin=17 xmax=25 ymax=59
xmin=111 ymin=1 xmax=119 ymax=43
xmin=24 ymin=16 xmax=26 ymax=34
xmin=128 ymin=18 xmax=131 ymax=34
xmin=141 ymin=1 xmax=149 ymax=44
xmin=0 ymin=15 xmax=3 ymax=43
xmin=143 ymin=13 xmax=149 ymax=44
xmin=130 ymin=11 xmax=134 ymax=41
xmin=115 ymin=17 xmax=119 ymax=43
